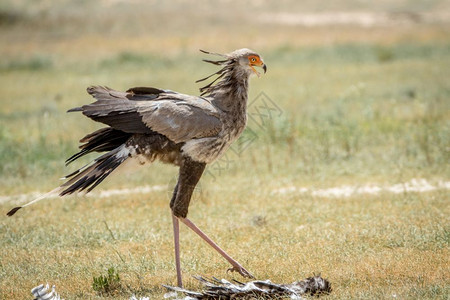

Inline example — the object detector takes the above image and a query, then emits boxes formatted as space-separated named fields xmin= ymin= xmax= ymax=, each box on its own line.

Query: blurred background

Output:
xmin=1 ymin=0 xmax=448 ymax=192
xmin=1 ymin=1 xmax=449 ymax=299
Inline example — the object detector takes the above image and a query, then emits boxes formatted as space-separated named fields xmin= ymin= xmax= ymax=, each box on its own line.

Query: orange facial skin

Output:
xmin=248 ymin=55 xmax=267 ymax=77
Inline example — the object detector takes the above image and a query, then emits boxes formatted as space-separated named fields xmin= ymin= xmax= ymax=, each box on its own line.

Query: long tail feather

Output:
xmin=6 ymin=187 xmax=63 ymax=216
xmin=7 ymin=128 xmax=132 ymax=217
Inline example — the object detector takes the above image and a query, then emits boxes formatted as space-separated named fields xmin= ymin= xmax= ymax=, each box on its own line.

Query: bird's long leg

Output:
xmin=172 ymin=214 xmax=183 ymax=287
xmin=171 ymin=156 xmax=254 ymax=281
xmin=179 ymin=217 xmax=254 ymax=279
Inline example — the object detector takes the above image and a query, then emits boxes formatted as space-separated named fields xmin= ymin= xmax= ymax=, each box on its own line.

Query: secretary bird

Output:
xmin=7 ymin=48 xmax=267 ymax=287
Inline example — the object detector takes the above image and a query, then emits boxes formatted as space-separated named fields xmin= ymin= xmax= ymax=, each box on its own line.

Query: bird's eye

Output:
xmin=251 ymin=57 xmax=256 ymax=62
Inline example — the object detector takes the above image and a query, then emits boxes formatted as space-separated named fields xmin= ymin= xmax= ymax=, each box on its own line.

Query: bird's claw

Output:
xmin=227 ymin=265 xmax=255 ymax=279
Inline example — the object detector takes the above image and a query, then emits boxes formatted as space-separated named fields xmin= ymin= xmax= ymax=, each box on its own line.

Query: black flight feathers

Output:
xmin=65 ymin=128 xmax=130 ymax=166
xmin=126 ymin=86 xmax=166 ymax=95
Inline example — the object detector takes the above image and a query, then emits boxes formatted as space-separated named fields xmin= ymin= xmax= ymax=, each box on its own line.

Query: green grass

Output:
xmin=1 ymin=1 xmax=449 ymax=299
xmin=1 ymin=42 xmax=448 ymax=190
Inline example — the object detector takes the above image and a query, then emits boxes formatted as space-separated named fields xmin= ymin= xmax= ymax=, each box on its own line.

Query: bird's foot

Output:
xmin=227 ymin=264 xmax=254 ymax=279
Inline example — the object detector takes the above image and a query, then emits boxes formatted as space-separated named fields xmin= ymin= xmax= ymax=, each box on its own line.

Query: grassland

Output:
xmin=0 ymin=1 xmax=449 ymax=299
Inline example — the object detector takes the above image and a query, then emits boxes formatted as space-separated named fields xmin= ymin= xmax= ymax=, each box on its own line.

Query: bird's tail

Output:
xmin=7 ymin=128 xmax=132 ymax=216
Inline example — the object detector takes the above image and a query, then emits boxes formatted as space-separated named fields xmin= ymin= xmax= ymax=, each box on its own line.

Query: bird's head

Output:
xmin=197 ymin=48 xmax=267 ymax=96
xmin=229 ymin=48 xmax=267 ymax=77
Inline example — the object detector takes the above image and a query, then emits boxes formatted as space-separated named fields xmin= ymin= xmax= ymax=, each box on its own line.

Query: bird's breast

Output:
xmin=181 ymin=112 xmax=247 ymax=164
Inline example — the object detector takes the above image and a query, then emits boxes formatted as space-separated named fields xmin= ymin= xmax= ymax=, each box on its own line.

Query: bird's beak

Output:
xmin=250 ymin=62 xmax=267 ymax=77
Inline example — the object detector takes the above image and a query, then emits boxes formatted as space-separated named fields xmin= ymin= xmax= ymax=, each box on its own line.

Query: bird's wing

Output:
xmin=71 ymin=86 xmax=222 ymax=143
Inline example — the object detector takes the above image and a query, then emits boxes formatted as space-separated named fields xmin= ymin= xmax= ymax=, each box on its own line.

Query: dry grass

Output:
xmin=1 ymin=186 xmax=449 ymax=299
xmin=1 ymin=0 xmax=449 ymax=299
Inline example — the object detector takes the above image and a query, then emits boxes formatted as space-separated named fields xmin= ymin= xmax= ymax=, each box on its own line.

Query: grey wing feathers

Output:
xmin=137 ymin=100 xmax=222 ymax=143
xmin=71 ymin=86 xmax=222 ymax=142
xmin=76 ymin=86 xmax=151 ymax=133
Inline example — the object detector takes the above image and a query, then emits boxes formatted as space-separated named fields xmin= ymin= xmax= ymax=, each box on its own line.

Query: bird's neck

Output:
xmin=210 ymin=70 xmax=250 ymax=113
